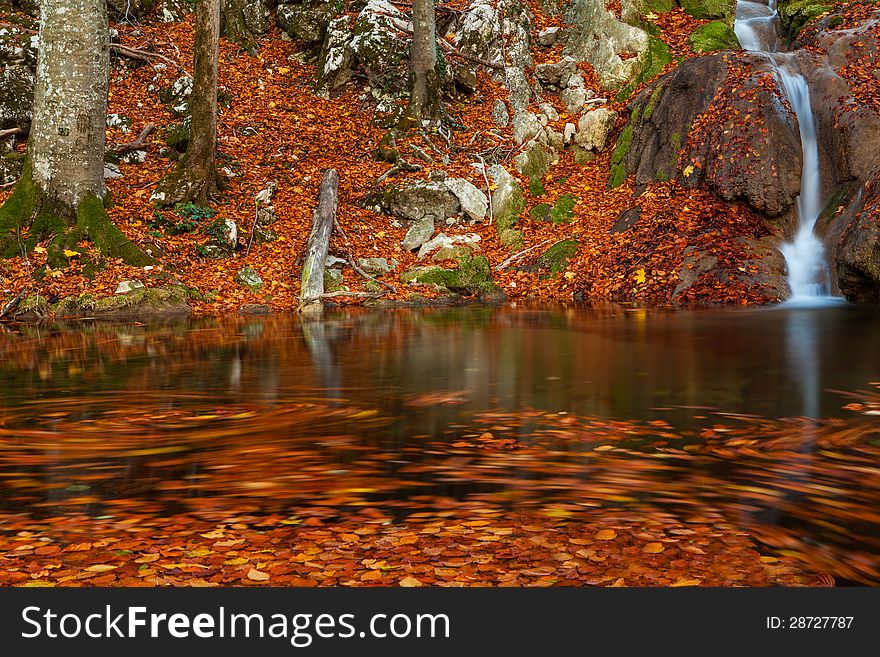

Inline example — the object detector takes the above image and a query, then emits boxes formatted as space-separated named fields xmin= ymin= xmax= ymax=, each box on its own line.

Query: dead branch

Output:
xmin=111 ymin=122 xmax=155 ymax=154
xmin=320 ymin=291 xmax=385 ymax=299
xmin=0 ymin=127 xmax=22 ymax=140
xmin=333 ymin=218 xmax=398 ymax=294
xmin=299 ymin=169 xmax=339 ymax=313
xmin=477 ymin=154 xmax=494 ymax=225
xmin=0 ymin=288 xmax=28 ymax=321
xmin=495 ymin=239 xmax=551 ymax=272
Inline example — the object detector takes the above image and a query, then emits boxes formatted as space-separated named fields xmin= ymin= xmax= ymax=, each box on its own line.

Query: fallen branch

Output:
xmin=584 ymin=98 xmax=608 ymax=106
xmin=333 ymin=218 xmax=397 ymax=294
xmin=376 ymin=159 xmax=421 ymax=183
xmin=495 ymin=239 xmax=551 ymax=272
xmin=0 ymin=127 xmax=22 ymax=140
xmin=299 ymin=169 xmax=339 ymax=313
xmin=320 ymin=291 xmax=384 ymax=299
xmin=0 ymin=179 xmax=18 ymax=188
xmin=0 ymin=288 xmax=28 ymax=321
xmin=111 ymin=122 xmax=155 ymax=154
xmin=477 ymin=154 xmax=493 ymax=225
xmin=111 ymin=44 xmax=189 ymax=76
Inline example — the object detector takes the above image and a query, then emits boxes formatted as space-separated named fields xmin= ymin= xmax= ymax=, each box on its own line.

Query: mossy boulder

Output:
xmin=13 ymin=286 xmax=190 ymax=321
xmin=530 ymin=203 xmax=553 ymax=222
xmin=609 ymin=123 xmax=633 ymax=189
xmin=400 ymin=252 xmax=494 ymax=295
xmin=679 ymin=0 xmax=736 ymax=20
xmin=778 ymin=0 xmax=832 ymax=38
xmin=513 ymin=142 xmax=553 ymax=196
xmin=277 ymin=0 xmax=341 ymax=44
xmin=689 ymin=21 xmax=739 ymax=52
xmin=615 ymin=36 xmax=672 ymax=102
xmin=551 ymin=194 xmax=578 ymax=224
xmin=489 ymin=165 xmax=525 ymax=250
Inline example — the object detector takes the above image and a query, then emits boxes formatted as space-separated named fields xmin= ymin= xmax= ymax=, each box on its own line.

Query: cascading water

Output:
xmin=734 ymin=0 xmax=840 ymax=304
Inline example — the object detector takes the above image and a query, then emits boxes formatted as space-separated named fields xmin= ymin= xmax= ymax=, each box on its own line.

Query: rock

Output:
xmin=546 ymin=128 xmax=564 ymax=152
xmin=563 ymin=0 xmax=653 ymax=90
xmin=377 ymin=181 xmax=460 ymax=223
xmin=512 ymin=111 xmax=542 ymax=146
xmin=159 ymin=75 xmax=193 ymax=117
xmin=357 ymin=257 xmax=397 ymax=276
xmin=452 ymin=0 xmax=507 ymax=89
xmin=573 ymin=145 xmax=597 ymax=165
xmin=241 ymin=0 xmax=272 ymax=35
xmin=316 ymin=16 xmax=354 ymax=93
xmin=535 ymin=57 xmax=577 ymax=89
xmin=400 ymin=252 xmax=494 ymax=294
xmin=489 ymin=165 xmax=525 ymax=249
xmin=103 ymin=163 xmax=123 ymax=180
xmin=238 ymin=303 xmax=272 ymax=314
xmin=416 ymin=232 xmax=481 ymax=260
xmin=402 ymin=217 xmax=436 ymax=251
xmin=348 ymin=0 xmax=410 ymax=91
xmin=550 ymin=194 xmax=578 ymax=224
xmin=445 ymin=178 xmax=488 ymax=222
xmin=253 ymin=226 xmax=277 ymax=243
xmin=115 ymin=280 xmax=145 ymax=295
xmin=0 ymin=65 xmax=34 ymax=133
xmin=325 ymin=255 xmax=347 ymax=268
xmin=220 ymin=218 xmax=238 ymax=246
xmin=689 ymin=21 xmax=740 ymax=53
xmin=823 ymin=173 xmax=880 ymax=302
xmin=536 ymin=239 xmax=579 ymax=275
xmin=610 ymin=206 xmax=642 ymax=233
xmin=156 ymin=0 xmax=192 ymax=22
xmin=539 ymin=102 xmax=559 ymax=123
xmin=234 ymin=266 xmax=263 ymax=288
xmin=563 ymin=122 xmax=577 ymax=144
xmin=277 ymin=0 xmax=339 ymax=43
xmin=255 ymin=180 xmax=278 ymax=205
xmin=537 ymin=27 xmax=560 ymax=46
xmin=106 ymin=113 xmax=132 ymax=133
xmin=560 ymin=86 xmax=589 ymax=114
xmin=574 ymin=108 xmax=618 ymax=152
xmin=514 ymin=141 xmax=553 ymax=195
xmin=0 ymin=153 xmax=23 ymax=184
xmin=491 ymin=99 xmax=510 ymax=127
xmin=324 ymin=268 xmax=345 ymax=291
xmin=617 ymin=53 xmax=803 ymax=224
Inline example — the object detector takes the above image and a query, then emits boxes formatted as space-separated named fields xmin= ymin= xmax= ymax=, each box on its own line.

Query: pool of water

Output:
xmin=1 ymin=304 xmax=879 ymax=582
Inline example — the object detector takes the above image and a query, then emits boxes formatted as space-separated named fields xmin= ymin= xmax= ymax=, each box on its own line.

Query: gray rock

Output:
xmin=539 ymin=102 xmax=559 ymax=123
xmin=106 ymin=113 xmax=132 ymax=133
xmin=0 ymin=153 xmax=23 ymax=184
xmin=316 ymin=16 xmax=354 ymax=94
xmin=537 ymin=27 xmax=560 ymax=46
xmin=402 ymin=217 xmax=435 ymax=251
xmin=159 ymin=75 xmax=193 ymax=117
xmin=380 ymin=182 xmax=460 ymax=223
xmin=234 ymin=266 xmax=263 ymax=288
xmin=444 ymin=177 xmax=488 ymax=222
xmin=574 ymin=108 xmax=618 ymax=151
xmin=0 ymin=65 xmax=34 ymax=132
xmin=535 ymin=57 xmax=577 ymax=89
xmin=325 ymin=255 xmax=347 ymax=268
xmin=103 ymin=163 xmax=123 ymax=180
xmin=416 ymin=232 xmax=482 ymax=260
xmin=357 ymin=257 xmax=397 ymax=276
xmin=324 ymin=268 xmax=345 ymax=291
xmin=563 ymin=122 xmax=577 ymax=144
xmin=560 ymin=86 xmax=588 ymax=114
xmin=512 ymin=111 xmax=542 ymax=146
xmin=277 ymin=0 xmax=338 ymax=43
xmin=505 ymin=66 xmax=532 ymax=115
xmin=491 ymin=99 xmax=509 ymax=127
xmin=115 ymin=280 xmax=145 ymax=295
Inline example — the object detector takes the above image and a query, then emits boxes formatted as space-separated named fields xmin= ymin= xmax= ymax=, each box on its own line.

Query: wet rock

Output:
xmin=115 ymin=280 xmax=145 ymax=295
xmin=823 ymin=173 xmax=880 ymax=302
xmin=444 ymin=177 xmax=488 ymax=222
xmin=574 ymin=107 xmax=618 ymax=151
xmin=618 ymin=53 xmax=803 ymax=223
xmin=234 ymin=266 xmax=263 ymax=288
xmin=238 ymin=303 xmax=272 ymax=314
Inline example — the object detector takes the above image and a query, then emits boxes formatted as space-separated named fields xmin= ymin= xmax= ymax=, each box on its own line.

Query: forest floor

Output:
xmin=0 ymin=6 xmax=780 ymax=316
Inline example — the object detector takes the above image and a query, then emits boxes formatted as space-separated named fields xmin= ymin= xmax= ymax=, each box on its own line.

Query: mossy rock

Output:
xmin=615 ymin=37 xmax=672 ymax=102
xmin=14 ymin=286 xmax=190 ymax=321
xmin=514 ymin=142 xmax=552 ymax=197
xmin=537 ymin=239 xmax=579 ymax=275
xmin=0 ymin=152 xmax=24 ymax=185
xmin=530 ymin=203 xmax=553 ymax=222
xmin=777 ymin=0 xmax=832 ymax=38
xmin=400 ymin=252 xmax=494 ymax=295
xmin=679 ymin=0 xmax=736 ymax=21
xmin=609 ymin=123 xmax=634 ymax=189
xmin=164 ymin=118 xmax=192 ymax=153
xmin=551 ymin=194 xmax=578 ymax=224
xmin=689 ymin=21 xmax=740 ymax=52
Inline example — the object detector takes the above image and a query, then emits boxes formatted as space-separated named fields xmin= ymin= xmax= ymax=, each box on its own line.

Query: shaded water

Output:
xmin=1 ymin=306 xmax=879 ymax=582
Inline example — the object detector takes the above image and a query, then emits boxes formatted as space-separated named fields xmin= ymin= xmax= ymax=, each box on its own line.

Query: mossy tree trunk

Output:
xmin=0 ymin=0 xmax=152 ymax=268
xmin=221 ymin=0 xmax=262 ymax=51
xmin=153 ymin=0 xmax=222 ymax=207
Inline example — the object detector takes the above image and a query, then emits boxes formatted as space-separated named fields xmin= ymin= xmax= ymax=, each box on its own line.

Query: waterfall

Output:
xmin=734 ymin=0 xmax=840 ymax=305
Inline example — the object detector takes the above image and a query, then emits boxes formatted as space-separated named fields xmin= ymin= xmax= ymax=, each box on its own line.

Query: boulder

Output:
xmin=376 ymin=181 xmax=461 ymax=223
xmin=0 ymin=24 xmax=36 ymax=133
xmin=234 ymin=266 xmax=263 ymax=288
xmin=445 ymin=177 xmax=488 ymax=222
xmin=357 ymin=257 xmax=397 ymax=275
xmin=615 ymin=53 xmax=803 ymax=225
xmin=416 ymin=232 xmax=481 ymax=260
xmin=535 ymin=57 xmax=577 ymax=90
xmin=537 ymin=26 xmax=560 ymax=46
xmin=277 ymin=0 xmax=339 ymax=44
xmin=489 ymin=165 xmax=525 ymax=249
xmin=514 ymin=141 xmax=554 ymax=195
xmin=491 ymin=99 xmax=510 ymax=127
xmin=159 ymin=75 xmax=193 ymax=117
xmin=115 ymin=280 xmax=145 ymax=295
xmin=316 ymin=16 xmax=354 ymax=93
xmin=574 ymin=108 xmax=618 ymax=151
xmin=402 ymin=217 xmax=435 ymax=251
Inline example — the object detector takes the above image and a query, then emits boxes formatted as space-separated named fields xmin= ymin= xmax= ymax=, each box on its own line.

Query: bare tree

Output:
xmin=0 ymin=0 xmax=151 ymax=268
xmin=406 ymin=0 xmax=442 ymax=124
xmin=153 ymin=0 xmax=222 ymax=206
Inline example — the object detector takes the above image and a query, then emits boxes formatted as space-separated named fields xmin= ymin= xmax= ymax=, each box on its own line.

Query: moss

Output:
xmin=164 ymin=119 xmax=192 ymax=153
xmin=537 ymin=239 xmax=579 ymax=275
xmin=777 ymin=0 xmax=832 ymax=38
xmin=87 ymin=286 xmax=189 ymax=316
xmin=551 ymin=194 xmax=578 ymax=224
xmin=615 ymin=37 xmax=672 ymax=102
xmin=609 ymin=124 xmax=633 ymax=189
xmin=530 ymin=203 xmax=552 ymax=222
xmin=494 ymin=175 xmax=526 ymax=250
xmin=689 ymin=21 xmax=740 ymax=52
xmin=679 ymin=0 xmax=736 ymax=21
xmin=400 ymin=253 xmax=492 ymax=294
xmin=518 ymin=143 xmax=552 ymax=197
xmin=643 ymin=80 xmax=667 ymax=122
xmin=76 ymin=195 xmax=154 ymax=267
xmin=670 ymin=131 xmax=682 ymax=150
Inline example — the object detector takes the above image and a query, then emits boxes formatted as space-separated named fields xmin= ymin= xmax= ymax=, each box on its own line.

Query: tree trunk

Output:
xmin=0 ymin=0 xmax=152 ymax=268
xmin=299 ymin=169 xmax=339 ymax=314
xmin=405 ymin=0 xmax=441 ymax=124
xmin=153 ymin=0 xmax=221 ymax=207
xmin=221 ymin=0 xmax=267 ymax=51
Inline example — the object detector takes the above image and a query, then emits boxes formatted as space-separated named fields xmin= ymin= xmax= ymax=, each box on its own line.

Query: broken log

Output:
xmin=299 ymin=168 xmax=339 ymax=313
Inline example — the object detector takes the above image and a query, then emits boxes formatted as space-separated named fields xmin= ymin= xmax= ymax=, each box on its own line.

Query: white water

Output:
xmin=734 ymin=0 xmax=841 ymax=305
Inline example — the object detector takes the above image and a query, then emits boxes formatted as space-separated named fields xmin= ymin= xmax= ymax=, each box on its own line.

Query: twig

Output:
xmin=111 ymin=44 xmax=189 ymax=76
xmin=0 ymin=288 xmax=28 ymax=321
xmin=495 ymin=239 xmax=551 ymax=271
xmin=584 ymin=98 xmax=608 ymax=106
xmin=0 ymin=127 xmax=22 ymax=140
xmin=111 ymin=122 xmax=155 ymax=154
xmin=0 ymin=179 xmax=18 ymax=188
xmin=245 ymin=199 xmax=259 ymax=258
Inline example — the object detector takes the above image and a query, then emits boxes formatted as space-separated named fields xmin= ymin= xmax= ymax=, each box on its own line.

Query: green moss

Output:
xmin=89 ymin=286 xmax=188 ymax=315
xmin=670 ymin=131 xmax=682 ymax=150
xmin=689 ymin=21 xmax=740 ymax=52
xmin=777 ymin=0 xmax=832 ymax=38
xmin=530 ymin=203 xmax=553 ymax=222
xmin=551 ymin=194 xmax=578 ymax=224
xmin=164 ymin=119 xmax=192 ymax=153
xmin=518 ymin=143 xmax=552 ymax=197
xmin=76 ymin=195 xmax=154 ymax=267
xmin=643 ymin=80 xmax=667 ymax=122
xmin=494 ymin=176 xmax=526 ymax=250
xmin=679 ymin=0 xmax=736 ymax=20
xmin=615 ymin=37 xmax=672 ymax=102
xmin=399 ymin=253 xmax=492 ymax=294
xmin=537 ymin=239 xmax=579 ymax=275
xmin=609 ymin=124 xmax=633 ymax=189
